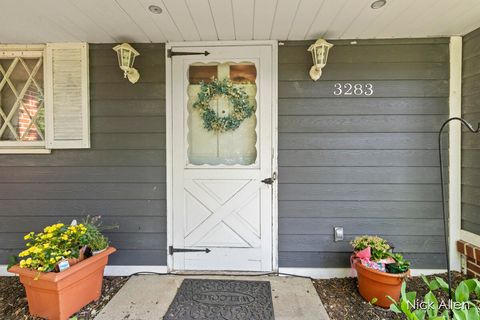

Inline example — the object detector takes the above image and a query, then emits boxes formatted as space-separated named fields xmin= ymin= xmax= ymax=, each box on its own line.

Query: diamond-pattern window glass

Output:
xmin=0 ymin=55 xmax=44 ymax=142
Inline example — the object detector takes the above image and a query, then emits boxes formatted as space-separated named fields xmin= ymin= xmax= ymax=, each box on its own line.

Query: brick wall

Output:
xmin=17 ymin=87 xmax=42 ymax=141
xmin=457 ymin=240 xmax=480 ymax=278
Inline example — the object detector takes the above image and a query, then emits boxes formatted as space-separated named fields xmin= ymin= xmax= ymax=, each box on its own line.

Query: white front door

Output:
xmin=168 ymin=42 xmax=277 ymax=271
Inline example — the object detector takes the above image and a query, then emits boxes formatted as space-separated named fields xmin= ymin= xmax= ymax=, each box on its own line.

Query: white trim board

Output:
xmin=460 ymin=230 xmax=480 ymax=248
xmin=0 ymin=265 xmax=169 ymax=277
xmin=0 ymin=266 xmax=447 ymax=277
xmin=448 ymin=36 xmax=462 ymax=272
xmin=278 ymin=268 xmax=447 ymax=279
xmin=103 ymin=265 xmax=168 ymax=276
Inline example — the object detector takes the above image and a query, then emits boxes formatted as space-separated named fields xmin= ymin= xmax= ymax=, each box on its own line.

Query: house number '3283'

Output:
xmin=333 ymin=83 xmax=374 ymax=96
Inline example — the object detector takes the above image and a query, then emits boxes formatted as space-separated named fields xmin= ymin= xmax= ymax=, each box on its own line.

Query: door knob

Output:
xmin=261 ymin=172 xmax=277 ymax=185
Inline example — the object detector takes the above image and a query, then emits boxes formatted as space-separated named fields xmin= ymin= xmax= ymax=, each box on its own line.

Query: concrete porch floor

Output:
xmin=94 ymin=274 xmax=330 ymax=320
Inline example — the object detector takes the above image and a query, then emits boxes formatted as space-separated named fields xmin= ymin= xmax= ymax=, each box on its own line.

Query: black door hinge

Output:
xmin=169 ymin=246 xmax=211 ymax=255
xmin=167 ymin=50 xmax=210 ymax=58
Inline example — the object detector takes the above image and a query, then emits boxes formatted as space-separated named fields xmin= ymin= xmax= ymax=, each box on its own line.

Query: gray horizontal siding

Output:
xmin=279 ymin=150 xmax=443 ymax=167
xmin=0 ymin=39 xmax=451 ymax=270
xmin=0 ymin=150 xmax=166 ymax=166
xmin=462 ymin=28 xmax=480 ymax=236
xmin=278 ymin=39 xmax=449 ymax=268
xmin=279 ymin=201 xmax=443 ymax=219
xmin=279 ymin=97 xmax=448 ymax=115
xmin=279 ymin=252 xmax=446 ymax=268
xmin=0 ymin=43 xmax=167 ymax=266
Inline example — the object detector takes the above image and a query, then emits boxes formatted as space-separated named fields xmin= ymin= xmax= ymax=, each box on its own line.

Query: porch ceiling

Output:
xmin=1 ymin=0 xmax=480 ymax=43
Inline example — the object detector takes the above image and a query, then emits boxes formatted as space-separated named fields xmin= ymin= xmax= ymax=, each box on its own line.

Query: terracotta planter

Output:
xmin=8 ymin=247 xmax=116 ymax=320
xmin=354 ymin=260 xmax=409 ymax=308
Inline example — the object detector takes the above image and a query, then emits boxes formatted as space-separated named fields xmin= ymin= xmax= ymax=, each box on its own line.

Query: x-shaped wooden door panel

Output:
xmin=183 ymin=179 xmax=261 ymax=248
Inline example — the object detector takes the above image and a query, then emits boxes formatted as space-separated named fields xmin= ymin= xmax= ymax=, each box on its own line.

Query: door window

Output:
xmin=186 ymin=62 xmax=257 ymax=166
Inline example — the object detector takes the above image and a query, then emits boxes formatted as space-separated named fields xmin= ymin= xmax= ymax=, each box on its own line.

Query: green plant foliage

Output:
xmin=351 ymin=235 xmax=392 ymax=261
xmin=389 ymin=277 xmax=480 ymax=320
xmin=7 ymin=255 xmax=18 ymax=270
xmin=387 ymin=253 xmax=411 ymax=274
xmin=81 ymin=216 xmax=117 ymax=251
xmin=193 ymin=78 xmax=255 ymax=133
xmin=352 ymin=235 xmax=411 ymax=273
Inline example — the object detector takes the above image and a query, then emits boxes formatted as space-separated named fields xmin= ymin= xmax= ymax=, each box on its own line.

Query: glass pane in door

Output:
xmin=187 ymin=62 xmax=257 ymax=165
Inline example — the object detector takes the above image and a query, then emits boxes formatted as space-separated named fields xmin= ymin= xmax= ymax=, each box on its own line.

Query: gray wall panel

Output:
xmin=279 ymin=97 xmax=448 ymax=115
xmin=0 ymin=150 xmax=166 ymax=166
xmin=279 ymin=251 xmax=446 ymax=268
xmin=462 ymin=27 xmax=480 ymax=235
xmin=0 ymin=200 xmax=165 ymax=217
xmin=0 ymin=39 xmax=451 ymax=270
xmin=279 ymin=201 xmax=443 ymax=219
xmin=0 ymin=44 xmax=167 ymax=265
xmin=278 ymin=40 xmax=449 ymax=269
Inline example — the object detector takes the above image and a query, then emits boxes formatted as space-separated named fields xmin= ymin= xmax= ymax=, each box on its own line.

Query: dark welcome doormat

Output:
xmin=164 ymin=279 xmax=275 ymax=320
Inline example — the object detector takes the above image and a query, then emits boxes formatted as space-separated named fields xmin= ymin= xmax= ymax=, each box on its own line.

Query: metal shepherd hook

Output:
xmin=438 ymin=117 xmax=480 ymax=301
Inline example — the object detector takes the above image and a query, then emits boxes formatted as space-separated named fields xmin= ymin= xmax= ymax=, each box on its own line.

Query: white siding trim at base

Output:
xmin=0 ymin=265 xmax=446 ymax=277
xmin=278 ymin=268 xmax=447 ymax=278
xmin=0 ymin=265 xmax=169 ymax=277
xmin=104 ymin=265 xmax=169 ymax=276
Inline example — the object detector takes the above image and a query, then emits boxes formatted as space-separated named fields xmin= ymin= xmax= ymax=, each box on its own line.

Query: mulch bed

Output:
xmin=0 ymin=276 xmax=128 ymax=320
xmin=1 ymin=272 xmax=475 ymax=320
xmin=314 ymin=272 xmax=469 ymax=320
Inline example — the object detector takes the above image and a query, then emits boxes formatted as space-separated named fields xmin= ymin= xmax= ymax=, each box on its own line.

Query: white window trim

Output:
xmin=0 ymin=42 xmax=90 ymax=153
xmin=0 ymin=148 xmax=51 ymax=154
xmin=0 ymin=45 xmax=48 ymax=153
xmin=0 ymin=141 xmax=50 ymax=153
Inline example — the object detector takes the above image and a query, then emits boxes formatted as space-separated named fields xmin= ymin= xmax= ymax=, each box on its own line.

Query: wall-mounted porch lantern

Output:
xmin=307 ymin=38 xmax=333 ymax=81
xmin=113 ymin=43 xmax=140 ymax=84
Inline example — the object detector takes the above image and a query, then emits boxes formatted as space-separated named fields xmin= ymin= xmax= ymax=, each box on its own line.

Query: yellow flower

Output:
xmin=23 ymin=234 xmax=31 ymax=240
xmin=43 ymin=243 xmax=49 ymax=249
xmin=26 ymin=258 xmax=32 ymax=264
xmin=19 ymin=260 xmax=26 ymax=267
xmin=18 ymin=250 xmax=29 ymax=257
xmin=50 ymin=258 xmax=56 ymax=264
xmin=61 ymin=235 xmax=68 ymax=241
xmin=38 ymin=267 xmax=45 ymax=272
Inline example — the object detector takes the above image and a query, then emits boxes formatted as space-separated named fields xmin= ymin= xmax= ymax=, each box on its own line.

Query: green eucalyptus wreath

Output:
xmin=193 ymin=78 xmax=255 ymax=133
